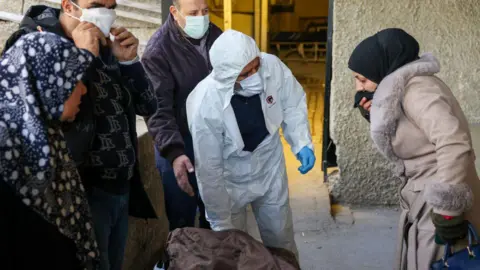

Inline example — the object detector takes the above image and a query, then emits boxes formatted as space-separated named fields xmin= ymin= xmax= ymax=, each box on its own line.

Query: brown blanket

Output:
xmin=165 ymin=228 xmax=301 ymax=270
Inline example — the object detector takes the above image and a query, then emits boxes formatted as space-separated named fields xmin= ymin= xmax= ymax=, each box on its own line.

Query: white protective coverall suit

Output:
xmin=186 ymin=30 xmax=313 ymax=255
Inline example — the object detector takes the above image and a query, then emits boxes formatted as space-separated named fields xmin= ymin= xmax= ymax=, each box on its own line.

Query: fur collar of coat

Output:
xmin=370 ymin=53 xmax=440 ymax=179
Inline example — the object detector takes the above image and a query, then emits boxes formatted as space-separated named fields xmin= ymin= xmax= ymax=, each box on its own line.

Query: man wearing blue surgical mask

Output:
xmin=186 ymin=30 xmax=316 ymax=260
xmin=2 ymin=1 xmax=158 ymax=270
xmin=142 ymin=0 xmax=222 ymax=239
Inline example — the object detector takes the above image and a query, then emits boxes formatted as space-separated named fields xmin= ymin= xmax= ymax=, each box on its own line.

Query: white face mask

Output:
xmin=178 ymin=11 xmax=210 ymax=39
xmin=237 ymin=72 xmax=263 ymax=97
xmin=66 ymin=1 xmax=117 ymax=37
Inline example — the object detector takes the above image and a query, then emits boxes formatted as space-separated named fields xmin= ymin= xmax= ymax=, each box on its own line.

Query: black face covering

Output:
xmin=353 ymin=91 xmax=374 ymax=122
xmin=353 ymin=91 xmax=374 ymax=108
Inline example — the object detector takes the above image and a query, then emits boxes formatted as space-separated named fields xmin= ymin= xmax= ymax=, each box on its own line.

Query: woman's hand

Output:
xmin=359 ymin=97 xmax=372 ymax=112
xmin=431 ymin=211 xmax=468 ymax=245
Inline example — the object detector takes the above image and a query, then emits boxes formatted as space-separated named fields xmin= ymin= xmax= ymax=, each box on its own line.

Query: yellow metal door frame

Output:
xmin=224 ymin=0 xmax=268 ymax=51
xmin=254 ymin=0 xmax=261 ymax=45
xmin=260 ymin=0 xmax=269 ymax=52
xmin=223 ymin=0 xmax=232 ymax=30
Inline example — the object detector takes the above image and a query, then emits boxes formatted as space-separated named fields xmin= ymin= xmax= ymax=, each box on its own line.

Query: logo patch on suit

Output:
xmin=266 ymin=95 xmax=276 ymax=107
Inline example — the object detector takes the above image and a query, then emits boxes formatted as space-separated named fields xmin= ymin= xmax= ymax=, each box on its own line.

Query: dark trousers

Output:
xmin=87 ymin=187 xmax=129 ymax=270
xmin=155 ymin=136 xmax=210 ymax=231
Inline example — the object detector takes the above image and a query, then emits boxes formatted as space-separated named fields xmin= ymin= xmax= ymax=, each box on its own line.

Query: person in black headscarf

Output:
xmin=348 ymin=28 xmax=480 ymax=269
xmin=350 ymin=28 xmax=420 ymax=122
xmin=0 ymin=32 xmax=99 ymax=270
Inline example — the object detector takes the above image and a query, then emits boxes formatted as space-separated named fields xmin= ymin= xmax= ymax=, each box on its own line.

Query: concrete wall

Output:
xmin=0 ymin=0 xmax=24 ymax=13
xmin=0 ymin=22 xmax=18 ymax=48
xmin=0 ymin=0 xmax=24 ymax=47
xmin=329 ymin=0 xmax=480 ymax=205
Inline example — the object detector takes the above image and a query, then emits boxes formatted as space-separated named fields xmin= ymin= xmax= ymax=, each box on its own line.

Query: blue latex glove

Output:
xmin=296 ymin=146 xmax=316 ymax=174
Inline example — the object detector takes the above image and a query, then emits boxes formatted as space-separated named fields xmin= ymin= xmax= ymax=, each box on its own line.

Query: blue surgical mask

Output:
xmin=179 ymin=11 xmax=210 ymax=39
xmin=237 ymin=72 xmax=263 ymax=97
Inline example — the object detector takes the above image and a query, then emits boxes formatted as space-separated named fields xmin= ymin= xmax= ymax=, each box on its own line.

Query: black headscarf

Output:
xmin=348 ymin=28 xmax=420 ymax=84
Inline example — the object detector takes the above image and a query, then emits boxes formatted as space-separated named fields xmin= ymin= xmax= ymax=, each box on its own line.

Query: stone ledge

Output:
xmin=0 ymin=11 xmax=23 ymax=23
xmin=0 ymin=0 xmax=23 ymax=14
xmin=39 ymin=0 xmax=162 ymax=26
xmin=118 ymin=0 xmax=161 ymax=14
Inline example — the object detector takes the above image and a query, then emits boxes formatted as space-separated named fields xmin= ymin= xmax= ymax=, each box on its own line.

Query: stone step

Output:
xmin=117 ymin=0 xmax=161 ymax=14
xmin=0 ymin=11 xmax=23 ymax=23
xmin=122 ymin=0 xmax=161 ymax=5
xmin=330 ymin=204 xmax=355 ymax=226
xmin=41 ymin=0 xmax=162 ymax=25
xmin=116 ymin=9 xmax=161 ymax=25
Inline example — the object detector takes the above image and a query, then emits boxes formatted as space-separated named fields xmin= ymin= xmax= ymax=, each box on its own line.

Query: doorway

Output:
xmin=211 ymin=0 xmax=334 ymax=176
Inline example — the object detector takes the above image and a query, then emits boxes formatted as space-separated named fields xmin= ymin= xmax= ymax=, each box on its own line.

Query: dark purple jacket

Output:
xmin=142 ymin=15 xmax=222 ymax=164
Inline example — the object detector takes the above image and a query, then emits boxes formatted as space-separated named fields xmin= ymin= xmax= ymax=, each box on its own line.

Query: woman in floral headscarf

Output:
xmin=0 ymin=32 xmax=98 ymax=270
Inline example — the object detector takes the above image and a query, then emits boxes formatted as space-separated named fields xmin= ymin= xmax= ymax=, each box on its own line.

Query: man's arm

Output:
xmin=276 ymin=57 xmax=313 ymax=155
xmin=187 ymin=96 xmax=234 ymax=231
xmin=119 ymin=61 xmax=157 ymax=117
xmin=110 ymin=26 xmax=156 ymax=117
xmin=141 ymin=48 xmax=185 ymax=163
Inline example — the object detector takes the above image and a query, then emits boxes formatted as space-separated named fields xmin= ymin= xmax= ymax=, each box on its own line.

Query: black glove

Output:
xmin=431 ymin=211 xmax=468 ymax=245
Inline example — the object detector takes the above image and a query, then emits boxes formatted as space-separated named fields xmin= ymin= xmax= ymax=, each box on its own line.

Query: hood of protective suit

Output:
xmin=209 ymin=30 xmax=260 ymax=89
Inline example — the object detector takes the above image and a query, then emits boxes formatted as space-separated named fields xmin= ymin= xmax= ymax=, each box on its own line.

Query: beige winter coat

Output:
xmin=369 ymin=53 xmax=480 ymax=270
